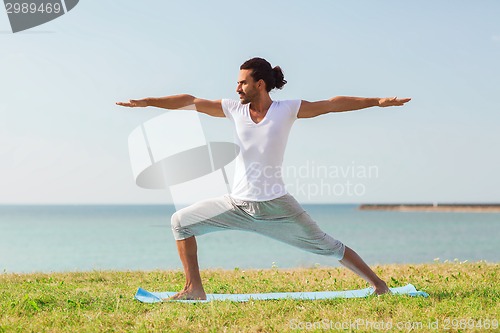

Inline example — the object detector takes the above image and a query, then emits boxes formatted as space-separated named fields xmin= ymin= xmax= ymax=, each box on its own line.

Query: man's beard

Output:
xmin=240 ymin=95 xmax=251 ymax=104
xmin=239 ymin=91 xmax=256 ymax=104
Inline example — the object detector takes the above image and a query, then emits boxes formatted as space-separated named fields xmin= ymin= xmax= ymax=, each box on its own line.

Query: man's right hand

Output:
xmin=115 ymin=99 xmax=148 ymax=108
xmin=115 ymin=95 xmax=224 ymax=117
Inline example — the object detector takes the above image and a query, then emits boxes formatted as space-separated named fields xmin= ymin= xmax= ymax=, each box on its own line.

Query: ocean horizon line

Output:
xmin=1 ymin=202 xmax=500 ymax=207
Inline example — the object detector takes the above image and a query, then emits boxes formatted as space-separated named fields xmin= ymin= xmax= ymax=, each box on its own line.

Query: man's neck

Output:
xmin=250 ymin=94 xmax=273 ymax=113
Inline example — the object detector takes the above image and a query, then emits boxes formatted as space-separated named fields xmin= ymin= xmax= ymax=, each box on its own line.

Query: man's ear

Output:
xmin=258 ymin=79 xmax=265 ymax=90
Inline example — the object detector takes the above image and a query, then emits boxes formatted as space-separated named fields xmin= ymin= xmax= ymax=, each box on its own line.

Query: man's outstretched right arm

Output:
xmin=116 ymin=94 xmax=224 ymax=117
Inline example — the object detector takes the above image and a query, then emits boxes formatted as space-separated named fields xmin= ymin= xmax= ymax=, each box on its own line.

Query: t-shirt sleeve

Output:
xmin=221 ymin=99 xmax=238 ymax=121
xmin=286 ymin=99 xmax=302 ymax=120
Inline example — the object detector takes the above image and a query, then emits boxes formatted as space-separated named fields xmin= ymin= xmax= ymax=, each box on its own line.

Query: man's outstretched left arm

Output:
xmin=297 ymin=96 xmax=411 ymax=118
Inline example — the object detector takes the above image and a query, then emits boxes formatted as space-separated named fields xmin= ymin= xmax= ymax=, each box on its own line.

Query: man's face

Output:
xmin=236 ymin=69 xmax=259 ymax=104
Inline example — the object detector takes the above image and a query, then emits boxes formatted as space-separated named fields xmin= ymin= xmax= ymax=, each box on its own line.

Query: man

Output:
xmin=117 ymin=57 xmax=411 ymax=300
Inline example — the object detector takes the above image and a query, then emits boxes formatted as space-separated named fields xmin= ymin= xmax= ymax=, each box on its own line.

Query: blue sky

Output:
xmin=1 ymin=1 xmax=499 ymax=204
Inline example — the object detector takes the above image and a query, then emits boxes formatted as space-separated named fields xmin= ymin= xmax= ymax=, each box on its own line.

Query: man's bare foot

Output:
xmin=165 ymin=288 xmax=207 ymax=301
xmin=374 ymin=281 xmax=391 ymax=295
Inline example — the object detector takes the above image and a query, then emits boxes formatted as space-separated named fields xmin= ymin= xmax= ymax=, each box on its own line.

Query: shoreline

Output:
xmin=359 ymin=204 xmax=500 ymax=213
xmin=2 ymin=261 xmax=498 ymax=276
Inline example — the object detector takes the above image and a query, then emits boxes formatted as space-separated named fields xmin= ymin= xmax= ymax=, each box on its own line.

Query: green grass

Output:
xmin=0 ymin=262 xmax=498 ymax=332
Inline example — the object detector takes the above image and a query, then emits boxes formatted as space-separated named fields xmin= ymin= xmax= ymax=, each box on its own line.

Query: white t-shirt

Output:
xmin=221 ymin=99 xmax=302 ymax=201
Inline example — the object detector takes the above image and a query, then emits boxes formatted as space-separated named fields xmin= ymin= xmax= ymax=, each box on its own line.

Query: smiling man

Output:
xmin=117 ymin=57 xmax=411 ymax=300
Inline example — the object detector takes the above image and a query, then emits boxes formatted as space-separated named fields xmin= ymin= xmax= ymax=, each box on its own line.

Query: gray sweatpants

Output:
xmin=171 ymin=193 xmax=345 ymax=260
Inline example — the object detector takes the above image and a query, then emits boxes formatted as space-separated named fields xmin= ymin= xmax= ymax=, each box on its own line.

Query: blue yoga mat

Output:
xmin=135 ymin=284 xmax=428 ymax=303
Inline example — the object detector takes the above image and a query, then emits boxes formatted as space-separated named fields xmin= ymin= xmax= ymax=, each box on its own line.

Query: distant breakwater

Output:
xmin=358 ymin=204 xmax=500 ymax=213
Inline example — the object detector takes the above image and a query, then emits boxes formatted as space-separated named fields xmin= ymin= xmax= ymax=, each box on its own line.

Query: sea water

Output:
xmin=0 ymin=205 xmax=498 ymax=273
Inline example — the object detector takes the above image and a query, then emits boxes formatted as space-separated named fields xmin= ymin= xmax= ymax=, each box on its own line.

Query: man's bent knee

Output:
xmin=171 ymin=211 xmax=194 ymax=240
